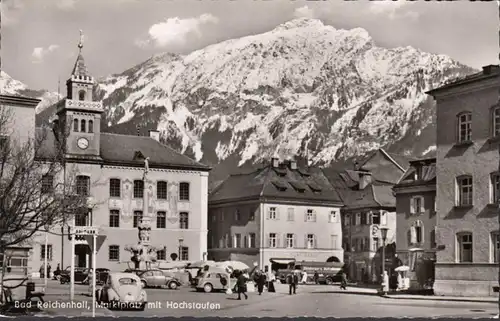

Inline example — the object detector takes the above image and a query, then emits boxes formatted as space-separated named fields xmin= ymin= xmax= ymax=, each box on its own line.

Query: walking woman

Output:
xmin=340 ymin=270 xmax=347 ymax=290
xmin=236 ymin=271 xmax=248 ymax=300
xmin=267 ymin=269 xmax=276 ymax=293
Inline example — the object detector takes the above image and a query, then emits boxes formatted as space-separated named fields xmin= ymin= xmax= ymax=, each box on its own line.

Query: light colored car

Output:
xmin=138 ymin=270 xmax=181 ymax=290
xmin=97 ymin=272 xmax=147 ymax=310
xmin=195 ymin=268 xmax=236 ymax=293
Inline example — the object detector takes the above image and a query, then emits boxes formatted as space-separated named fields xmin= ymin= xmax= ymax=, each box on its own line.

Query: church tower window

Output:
xmin=73 ymin=119 xmax=79 ymax=132
xmin=78 ymin=90 xmax=86 ymax=101
xmin=81 ymin=119 xmax=86 ymax=132
xmin=88 ymin=120 xmax=94 ymax=133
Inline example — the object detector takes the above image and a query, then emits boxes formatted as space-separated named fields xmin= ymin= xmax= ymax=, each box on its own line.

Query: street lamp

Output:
xmin=178 ymin=238 xmax=184 ymax=261
xmin=380 ymin=227 xmax=389 ymax=293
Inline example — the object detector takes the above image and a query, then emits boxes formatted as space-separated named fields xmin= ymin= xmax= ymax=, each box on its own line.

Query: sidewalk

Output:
xmin=383 ymin=293 xmax=498 ymax=304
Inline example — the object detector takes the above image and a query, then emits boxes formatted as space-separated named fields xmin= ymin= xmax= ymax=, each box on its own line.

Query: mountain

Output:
xmin=11 ymin=19 xmax=477 ymax=181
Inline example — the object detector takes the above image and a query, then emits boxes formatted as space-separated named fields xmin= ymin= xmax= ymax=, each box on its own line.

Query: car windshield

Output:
xmin=118 ymin=278 xmax=138 ymax=285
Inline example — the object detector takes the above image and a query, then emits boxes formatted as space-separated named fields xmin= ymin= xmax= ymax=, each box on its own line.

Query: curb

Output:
xmin=383 ymin=295 xmax=498 ymax=304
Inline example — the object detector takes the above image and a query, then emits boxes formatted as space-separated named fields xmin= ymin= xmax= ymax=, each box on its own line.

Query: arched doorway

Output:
xmin=75 ymin=244 xmax=91 ymax=268
xmin=326 ymin=256 xmax=340 ymax=263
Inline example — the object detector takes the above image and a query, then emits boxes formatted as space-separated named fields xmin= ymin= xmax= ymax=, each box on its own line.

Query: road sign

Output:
xmin=72 ymin=226 xmax=99 ymax=235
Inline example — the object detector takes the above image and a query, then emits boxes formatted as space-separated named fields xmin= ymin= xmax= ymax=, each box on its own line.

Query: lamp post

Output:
xmin=178 ymin=238 xmax=184 ymax=261
xmin=380 ymin=227 xmax=389 ymax=294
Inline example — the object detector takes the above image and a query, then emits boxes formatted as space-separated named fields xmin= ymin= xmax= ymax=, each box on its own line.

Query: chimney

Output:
xmin=482 ymin=65 xmax=500 ymax=75
xmin=271 ymin=157 xmax=279 ymax=168
xmin=289 ymin=159 xmax=297 ymax=170
xmin=149 ymin=130 xmax=160 ymax=142
xmin=358 ymin=171 xmax=372 ymax=190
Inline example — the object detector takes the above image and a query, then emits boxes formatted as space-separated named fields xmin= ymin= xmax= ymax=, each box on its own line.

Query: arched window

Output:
xmin=78 ymin=90 xmax=86 ymax=101
xmin=492 ymin=106 xmax=500 ymax=137
xmin=88 ymin=120 xmax=94 ymax=133
xmin=456 ymin=112 xmax=472 ymax=143
xmin=73 ymin=119 xmax=79 ymax=132
xmin=81 ymin=119 xmax=86 ymax=133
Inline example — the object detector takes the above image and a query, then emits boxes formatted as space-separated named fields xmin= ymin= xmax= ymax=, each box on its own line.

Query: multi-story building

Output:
xmin=427 ymin=65 xmax=500 ymax=297
xmin=324 ymin=149 xmax=409 ymax=283
xmin=393 ymin=157 xmax=437 ymax=290
xmin=208 ymin=158 xmax=344 ymax=270
xmin=31 ymin=40 xmax=211 ymax=273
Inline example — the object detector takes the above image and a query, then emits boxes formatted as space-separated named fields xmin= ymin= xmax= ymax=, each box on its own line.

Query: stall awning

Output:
xmin=270 ymin=258 xmax=295 ymax=265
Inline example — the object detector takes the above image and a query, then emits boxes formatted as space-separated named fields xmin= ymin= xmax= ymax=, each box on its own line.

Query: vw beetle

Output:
xmin=96 ymin=272 xmax=147 ymax=310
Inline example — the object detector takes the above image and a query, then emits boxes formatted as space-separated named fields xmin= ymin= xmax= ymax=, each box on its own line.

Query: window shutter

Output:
xmin=267 ymin=209 xmax=270 ymax=220
xmin=313 ymin=210 xmax=317 ymax=222
xmin=410 ymin=226 xmax=417 ymax=244
xmin=304 ymin=234 xmax=308 ymax=248
xmin=304 ymin=211 xmax=308 ymax=222
xmin=276 ymin=208 xmax=280 ymax=220
xmin=313 ymin=235 xmax=317 ymax=248
xmin=420 ymin=197 xmax=425 ymax=212
xmin=276 ymin=234 xmax=280 ymax=248
xmin=266 ymin=234 xmax=270 ymax=248
xmin=293 ymin=234 xmax=297 ymax=248
xmin=410 ymin=198 xmax=415 ymax=214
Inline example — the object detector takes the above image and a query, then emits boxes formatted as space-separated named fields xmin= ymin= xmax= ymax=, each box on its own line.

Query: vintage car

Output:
xmin=137 ymin=270 xmax=181 ymax=290
xmin=59 ymin=267 xmax=89 ymax=284
xmin=96 ymin=272 xmax=147 ymax=310
xmin=195 ymin=268 xmax=237 ymax=293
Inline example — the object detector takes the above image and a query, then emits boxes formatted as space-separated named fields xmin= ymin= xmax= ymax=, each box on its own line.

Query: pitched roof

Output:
xmin=426 ymin=66 xmax=498 ymax=96
xmin=71 ymin=53 xmax=89 ymax=77
xmin=357 ymin=149 xmax=410 ymax=184
xmin=35 ymin=128 xmax=211 ymax=171
xmin=209 ymin=162 xmax=343 ymax=204
xmin=394 ymin=157 xmax=436 ymax=189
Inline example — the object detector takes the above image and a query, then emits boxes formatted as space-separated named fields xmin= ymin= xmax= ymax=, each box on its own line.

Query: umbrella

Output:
xmin=395 ymin=265 xmax=410 ymax=272
xmin=215 ymin=261 xmax=250 ymax=271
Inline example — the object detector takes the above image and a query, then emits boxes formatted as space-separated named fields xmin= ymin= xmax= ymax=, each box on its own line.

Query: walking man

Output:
xmin=340 ymin=270 xmax=347 ymax=290
xmin=236 ymin=271 xmax=248 ymax=300
xmin=288 ymin=271 xmax=299 ymax=295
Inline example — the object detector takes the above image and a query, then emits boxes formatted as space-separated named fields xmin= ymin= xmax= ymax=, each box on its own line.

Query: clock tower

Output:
xmin=55 ymin=30 xmax=103 ymax=159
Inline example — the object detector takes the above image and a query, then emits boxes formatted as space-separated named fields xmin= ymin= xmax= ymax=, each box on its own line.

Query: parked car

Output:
xmin=96 ymin=272 xmax=147 ymax=310
xmin=195 ymin=268 xmax=236 ymax=293
xmin=137 ymin=270 xmax=181 ymax=289
xmin=60 ymin=267 xmax=89 ymax=284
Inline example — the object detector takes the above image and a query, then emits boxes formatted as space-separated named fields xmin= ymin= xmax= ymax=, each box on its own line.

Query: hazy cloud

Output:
xmin=293 ymin=6 xmax=316 ymax=19
xmin=136 ymin=13 xmax=219 ymax=49
xmin=369 ymin=1 xmax=419 ymax=20
xmin=32 ymin=45 xmax=60 ymax=63
xmin=56 ymin=0 xmax=79 ymax=10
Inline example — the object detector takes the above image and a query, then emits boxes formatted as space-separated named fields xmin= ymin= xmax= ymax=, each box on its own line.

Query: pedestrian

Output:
xmin=47 ymin=264 xmax=52 ymax=279
xmin=301 ymin=270 xmax=308 ymax=284
xmin=340 ymin=270 xmax=347 ymax=290
xmin=39 ymin=265 xmax=44 ymax=279
xmin=256 ymin=271 xmax=266 ymax=295
xmin=236 ymin=271 xmax=248 ymax=300
xmin=267 ymin=270 xmax=276 ymax=293
xmin=313 ymin=271 xmax=319 ymax=284
xmin=288 ymin=271 xmax=298 ymax=295
xmin=53 ymin=264 xmax=61 ymax=280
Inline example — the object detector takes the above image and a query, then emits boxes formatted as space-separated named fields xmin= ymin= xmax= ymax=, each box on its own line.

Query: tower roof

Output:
xmin=69 ymin=30 xmax=91 ymax=80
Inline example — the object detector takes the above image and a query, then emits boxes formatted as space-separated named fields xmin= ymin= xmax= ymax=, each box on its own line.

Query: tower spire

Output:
xmin=78 ymin=29 xmax=84 ymax=51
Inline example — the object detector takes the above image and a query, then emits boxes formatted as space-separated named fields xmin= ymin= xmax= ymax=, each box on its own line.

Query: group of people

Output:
xmin=234 ymin=266 xmax=277 ymax=300
xmin=39 ymin=264 xmax=62 ymax=280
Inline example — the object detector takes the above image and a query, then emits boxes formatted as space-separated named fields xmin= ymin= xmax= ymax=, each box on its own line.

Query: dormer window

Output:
xmin=78 ymin=90 xmax=86 ymax=101
xmin=88 ymin=120 xmax=94 ymax=133
xmin=414 ymin=166 xmax=422 ymax=180
xmin=73 ymin=119 xmax=79 ymax=132
xmin=457 ymin=112 xmax=472 ymax=143
xmin=81 ymin=119 xmax=86 ymax=132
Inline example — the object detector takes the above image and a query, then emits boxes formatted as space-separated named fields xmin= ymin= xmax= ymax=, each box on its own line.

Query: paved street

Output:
xmin=32 ymin=281 xmax=499 ymax=318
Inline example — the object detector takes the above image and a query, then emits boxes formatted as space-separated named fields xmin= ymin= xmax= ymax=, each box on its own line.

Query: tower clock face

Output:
xmin=77 ymin=137 xmax=89 ymax=150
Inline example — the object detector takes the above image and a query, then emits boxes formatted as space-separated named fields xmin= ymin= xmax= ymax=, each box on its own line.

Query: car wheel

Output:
xmin=203 ymin=283 xmax=213 ymax=293
xmin=169 ymin=282 xmax=178 ymax=290
xmin=141 ymin=280 xmax=147 ymax=288
xmin=325 ymin=278 xmax=333 ymax=285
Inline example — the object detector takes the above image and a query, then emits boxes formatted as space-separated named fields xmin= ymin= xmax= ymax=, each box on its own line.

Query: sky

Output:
xmin=1 ymin=0 xmax=497 ymax=93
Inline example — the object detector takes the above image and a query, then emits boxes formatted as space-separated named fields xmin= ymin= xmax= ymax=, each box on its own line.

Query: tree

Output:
xmin=0 ymin=104 xmax=88 ymax=301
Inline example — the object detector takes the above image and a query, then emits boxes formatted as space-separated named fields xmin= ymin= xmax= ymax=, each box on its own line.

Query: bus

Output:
xmin=276 ymin=261 xmax=344 ymax=285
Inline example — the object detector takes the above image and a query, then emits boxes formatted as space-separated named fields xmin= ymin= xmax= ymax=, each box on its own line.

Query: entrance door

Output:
xmin=75 ymin=244 xmax=90 ymax=268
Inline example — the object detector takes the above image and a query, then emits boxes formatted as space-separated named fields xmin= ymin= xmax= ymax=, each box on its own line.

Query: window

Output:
xmin=219 ymin=212 xmax=224 ymax=221
xmin=410 ymin=196 xmax=424 ymax=214
xmin=409 ymin=221 xmax=424 ymax=245
xmin=306 ymin=209 xmax=316 ymax=222
xmin=457 ymin=176 xmax=473 ymax=206
xmin=285 ymin=233 xmax=295 ymax=248
xmin=457 ymin=112 xmax=472 ymax=143
xmin=80 ymin=119 xmax=86 ymax=133
xmin=211 ymin=214 xmax=216 ymax=222
xmin=457 ymin=233 xmax=473 ymax=263
xmin=133 ymin=180 xmax=144 ymax=198
xmin=306 ymin=234 xmax=315 ymax=249
xmin=287 ymin=208 xmax=294 ymax=221
xmin=493 ymin=106 xmax=500 ymax=137
xmin=492 ymin=232 xmax=500 ymax=263
xmin=179 ymin=212 xmax=189 ymax=229
xmin=108 ymin=245 xmax=120 ymax=261
xmin=88 ymin=120 xmax=93 ymax=133
xmin=269 ymin=207 xmax=277 ymax=220
xmin=157 ymin=181 xmax=167 ymax=199
xmin=355 ymin=212 xmax=361 ymax=225
xmin=41 ymin=174 xmax=54 ymax=194
xmin=156 ymin=211 xmax=166 ymax=229
xmin=330 ymin=235 xmax=338 ymax=249
xmin=372 ymin=212 xmax=380 ymax=225
xmin=249 ymin=209 xmax=255 ymax=221
xmin=491 ymin=173 xmax=500 ymax=204
xmin=372 ymin=237 xmax=380 ymax=252
xmin=109 ymin=210 xmax=120 ymax=228
xmin=73 ymin=119 xmax=79 ymax=132
xmin=109 ymin=179 xmax=121 ymax=198
xmin=233 ymin=234 xmax=241 ymax=248
xmin=133 ymin=211 xmax=143 ymax=228
xmin=75 ymin=213 xmax=88 ymax=226
xmin=78 ymin=90 xmax=85 ymax=101
xmin=40 ymin=244 xmax=53 ymax=261
xmin=76 ymin=175 xmax=90 ymax=196
xmin=179 ymin=182 xmax=190 ymax=201
xmin=415 ymin=166 xmax=423 ymax=180
xmin=344 ymin=214 xmax=350 ymax=226
xmin=235 ymin=209 xmax=240 ymax=221
xmin=329 ymin=210 xmax=339 ymax=223
xmin=430 ymin=229 xmax=436 ymax=249
xmin=268 ymin=233 xmax=277 ymax=248
xmin=180 ymin=247 xmax=189 ymax=261
xmin=156 ymin=249 xmax=166 ymax=261
xmin=249 ymin=233 xmax=256 ymax=248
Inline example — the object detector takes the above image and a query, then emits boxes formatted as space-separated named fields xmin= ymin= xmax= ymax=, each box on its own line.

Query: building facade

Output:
xmin=208 ymin=158 xmax=344 ymax=270
xmin=31 ymin=41 xmax=211 ymax=273
xmin=428 ymin=65 xmax=500 ymax=296
xmin=393 ymin=157 xmax=437 ymax=290
xmin=324 ymin=149 xmax=408 ymax=283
